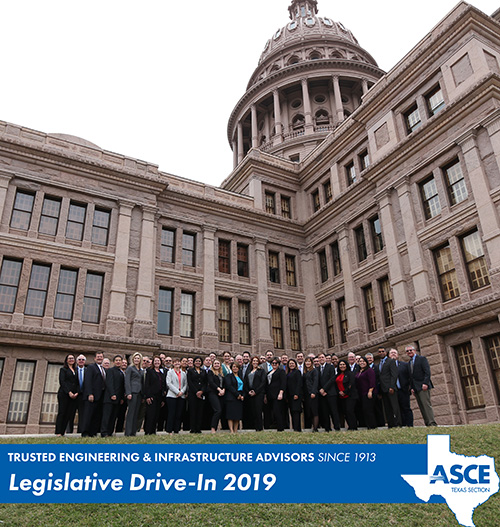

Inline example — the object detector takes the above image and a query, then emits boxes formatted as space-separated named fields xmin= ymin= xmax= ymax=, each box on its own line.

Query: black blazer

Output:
xmin=103 ymin=366 xmax=125 ymax=403
xmin=336 ymin=369 xmax=358 ymax=399
xmin=224 ymin=373 xmax=243 ymax=402
xmin=318 ymin=363 xmax=338 ymax=396
xmin=83 ymin=363 xmax=105 ymax=401
xmin=266 ymin=368 xmax=286 ymax=400
xmin=396 ymin=360 xmax=411 ymax=392
xmin=207 ymin=370 xmax=224 ymax=394
xmin=58 ymin=367 xmax=79 ymax=396
xmin=378 ymin=357 xmax=398 ymax=393
xmin=143 ymin=368 xmax=165 ymax=399
xmin=303 ymin=367 xmax=319 ymax=395
xmin=410 ymin=355 xmax=434 ymax=391
xmin=187 ymin=368 xmax=207 ymax=396
xmin=286 ymin=369 xmax=303 ymax=399
xmin=243 ymin=368 xmax=267 ymax=396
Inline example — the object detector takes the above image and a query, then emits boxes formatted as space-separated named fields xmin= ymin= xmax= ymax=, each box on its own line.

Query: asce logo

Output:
xmin=430 ymin=464 xmax=491 ymax=485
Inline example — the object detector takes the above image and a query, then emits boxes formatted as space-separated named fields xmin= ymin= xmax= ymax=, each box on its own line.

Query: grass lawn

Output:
xmin=0 ymin=424 xmax=498 ymax=527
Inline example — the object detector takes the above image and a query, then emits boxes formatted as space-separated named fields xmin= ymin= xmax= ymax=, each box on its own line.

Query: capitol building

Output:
xmin=1 ymin=0 xmax=500 ymax=433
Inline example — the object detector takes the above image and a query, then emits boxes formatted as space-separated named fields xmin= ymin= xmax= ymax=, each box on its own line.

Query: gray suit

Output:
xmin=124 ymin=365 xmax=143 ymax=436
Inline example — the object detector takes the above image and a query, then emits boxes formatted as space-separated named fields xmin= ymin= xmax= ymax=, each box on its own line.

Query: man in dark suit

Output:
xmin=317 ymin=353 xmax=341 ymax=431
xmin=367 ymin=351 xmax=385 ymax=426
xmin=377 ymin=347 xmax=401 ymax=428
xmin=240 ymin=351 xmax=253 ymax=430
xmin=406 ymin=345 xmax=437 ymax=426
xmin=73 ymin=354 xmax=87 ymax=433
xmin=347 ymin=352 xmax=360 ymax=373
xmin=389 ymin=348 xmax=413 ymax=427
xmin=81 ymin=351 xmax=106 ymax=437
xmin=101 ymin=355 xmax=125 ymax=437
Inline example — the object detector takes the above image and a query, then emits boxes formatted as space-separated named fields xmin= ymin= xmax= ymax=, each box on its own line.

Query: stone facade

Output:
xmin=0 ymin=1 xmax=500 ymax=433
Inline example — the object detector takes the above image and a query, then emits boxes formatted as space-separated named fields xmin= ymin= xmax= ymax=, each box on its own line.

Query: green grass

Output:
xmin=0 ymin=424 xmax=498 ymax=527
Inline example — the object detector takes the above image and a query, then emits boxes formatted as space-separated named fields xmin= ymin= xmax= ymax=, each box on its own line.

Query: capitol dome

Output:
xmin=228 ymin=0 xmax=385 ymax=167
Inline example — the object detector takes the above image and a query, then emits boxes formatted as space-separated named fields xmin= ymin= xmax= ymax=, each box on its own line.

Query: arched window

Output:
xmin=315 ymin=110 xmax=329 ymax=125
xmin=292 ymin=114 xmax=305 ymax=130
xmin=309 ymin=51 xmax=322 ymax=60
xmin=288 ymin=55 xmax=300 ymax=66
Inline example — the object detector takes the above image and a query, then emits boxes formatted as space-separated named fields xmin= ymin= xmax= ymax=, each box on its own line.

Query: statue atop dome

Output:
xmin=288 ymin=0 xmax=319 ymax=20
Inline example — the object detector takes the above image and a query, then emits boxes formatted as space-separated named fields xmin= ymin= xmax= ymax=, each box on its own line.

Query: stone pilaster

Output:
xmin=301 ymin=78 xmax=313 ymax=134
xmin=273 ymin=89 xmax=283 ymax=143
xmin=253 ymin=236 xmax=273 ymax=352
xmin=0 ymin=171 xmax=13 ymax=225
xmin=332 ymin=75 xmax=344 ymax=123
xmin=200 ymin=225 xmax=219 ymax=349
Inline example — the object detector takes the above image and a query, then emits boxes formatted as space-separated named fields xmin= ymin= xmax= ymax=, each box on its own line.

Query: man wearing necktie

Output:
xmin=81 ymin=351 xmax=106 ymax=437
xmin=377 ymin=347 xmax=401 ymax=428
xmin=389 ymin=348 xmax=413 ymax=427
xmin=406 ymin=345 xmax=437 ymax=426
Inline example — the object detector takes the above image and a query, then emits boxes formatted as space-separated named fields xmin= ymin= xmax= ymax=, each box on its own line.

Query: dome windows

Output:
xmin=323 ymin=18 xmax=333 ymax=27
xmin=291 ymin=99 xmax=303 ymax=109
xmin=292 ymin=114 xmax=305 ymax=130
xmin=314 ymin=94 xmax=326 ymax=104
xmin=288 ymin=21 xmax=297 ymax=31
xmin=309 ymin=51 xmax=322 ymax=60
xmin=315 ymin=110 xmax=330 ymax=124
xmin=274 ymin=28 xmax=282 ymax=40
xmin=305 ymin=17 xmax=315 ymax=27
xmin=288 ymin=55 xmax=300 ymax=66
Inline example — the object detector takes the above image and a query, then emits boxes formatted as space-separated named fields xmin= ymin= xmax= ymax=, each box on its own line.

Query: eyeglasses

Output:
xmin=271 ymin=362 xmax=278 ymax=365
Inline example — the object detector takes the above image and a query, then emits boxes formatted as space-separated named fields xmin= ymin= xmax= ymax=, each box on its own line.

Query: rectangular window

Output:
xmin=39 ymin=196 xmax=61 ymax=236
xmin=218 ymin=297 xmax=231 ymax=343
xmin=485 ymin=334 xmax=500 ymax=399
xmin=271 ymin=306 xmax=283 ymax=349
xmin=364 ymin=285 xmax=377 ymax=333
xmin=82 ymin=272 xmax=103 ymax=323
xmin=355 ymin=225 xmax=368 ymax=262
xmin=323 ymin=180 xmax=332 ymax=203
xmin=66 ymin=202 xmax=87 ymax=241
xmin=289 ymin=309 xmax=301 ymax=351
xmin=370 ymin=215 xmax=384 ymax=253
xmin=281 ymin=196 xmax=291 ymax=219
xmin=10 ymin=190 xmax=35 ymax=231
xmin=180 ymin=292 xmax=194 ymax=338
xmin=285 ymin=255 xmax=297 ymax=286
xmin=331 ymin=241 xmax=342 ymax=276
xmin=8 ymin=360 xmax=35 ymax=424
xmin=324 ymin=305 xmax=335 ymax=348
xmin=319 ymin=250 xmax=328 ymax=283
xmin=444 ymin=160 xmax=468 ymax=206
xmin=54 ymin=268 xmax=78 ymax=320
xmin=454 ymin=342 xmax=485 ymax=409
xmin=238 ymin=301 xmax=251 ymax=345
xmin=420 ymin=176 xmax=441 ymax=219
xmin=237 ymin=244 xmax=249 ymax=277
xmin=404 ymin=104 xmax=421 ymax=133
xmin=158 ymin=288 xmax=173 ymax=335
xmin=346 ymin=162 xmax=356 ymax=186
xmin=0 ymin=258 xmax=23 ymax=313
xmin=182 ymin=232 xmax=196 ymax=266
xmin=160 ymin=228 xmax=176 ymax=263
xmin=40 ymin=363 xmax=60 ymax=424
xmin=0 ymin=358 xmax=4 ymax=383
xmin=265 ymin=192 xmax=276 ymax=214
xmin=91 ymin=208 xmax=111 ymax=246
xmin=434 ymin=244 xmax=460 ymax=301
xmin=359 ymin=150 xmax=370 ymax=171
xmin=426 ymin=85 xmax=445 ymax=116
xmin=218 ymin=239 xmax=231 ymax=274
xmin=338 ymin=298 xmax=348 ymax=343
xmin=269 ymin=251 xmax=280 ymax=283
xmin=379 ymin=276 xmax=394 ymax=327
xmin=461 ymin=230 xmax=490 ymax=291
xmin=25 ymin=263 xmax=51 ymax=317
xmin=312 ymin=190 xmax=321 ymax=212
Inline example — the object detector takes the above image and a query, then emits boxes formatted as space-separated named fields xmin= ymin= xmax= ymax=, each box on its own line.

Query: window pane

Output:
xmin=0 ymin=259 xmax=23 ymax=313
xmin=39 ymin=197 xmax=61 ymax=235
xmin=238 ymin=301 xmax=251 ymax=345
xmin=218 ymin=240 xmax=231 ymax=273
xmin=54 ymin=268 xmax=78 ymax=320
xmin=445 ymin=161 xmax=468 ymax=205
xmin=324 ymin=305 xmax=335 ymax=348
xmin=182 ymin=233 xmax=195 ymax=266
xmin=269 ymin=252 xmax=280 ymax=283
xmin=218 ymin=298 xmax=231 ymax=343
xmin=285 ymin=255 xmax=296 ymax=286
xmin=237 ymin=244 xmax=249 ymax=277
xmin=289 ymin=309 xmax=301 ymax=351
xmin=435 ymin=245 xmax=460 ymax=301
xmin=158 ymin=288 xmax=173 ymax=335
xmin=82 ymin=273 xmax=103 ymax=323
xmin=271 ymin=306 xmax=283 ymax=349
xmin=420 ymin=177 xmax=441 ymax=219
xmin=454 ymin=343 xmax=484 ymax=409
xmin=66 ymin=203 xmax=87 ymax=241
xmin=461 ymin=231 xmax=490 ymax=290
xmin=180 ymin=292 xmax=194 ymax=337
xmin=8 ymin=361 xmax=35 ymax=423
xmin=40 ymin=364 xmax=60 ymax=424
xmin=10 ymin=191 xmax=35 ymax=230
xmin=25 ymin=263 xmax=51 ymax=317
xmin=92 ymin=209 xmax=110 ymax=246
xmin=161 ymin=228 xmax=175 ymax=263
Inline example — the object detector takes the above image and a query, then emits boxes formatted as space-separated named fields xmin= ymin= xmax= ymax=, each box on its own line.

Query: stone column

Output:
xmin=376 ymin=188 xmax=413 ymax=325
xmin=362 ymin=78 xmax=369 ymax=95
xmin=332 ymin=75 xmax=344 ymax=122
xmin=237 ymin=121 xmax=244 ymax=164
xmin=132 ymin=205 xmax=157 ymax=338
xmin=484 ymin=113 xmax=500 ymax=175
xmin=232 ymin=139 xmax=238 ymax=169
xmin=299 ymin=249 xmax=323 ymax=355
xmin=273 ymin=89 xmax=283 ymax=143
xmin=251 ymin=105 xmax=258 ymax=149
xmin=394 ymin=176 xmax=436 ymax=318
xmin=254 ymin=237 xmax=273 ymax=352
xmin=0 ymin=171 xmax=12 ymax=224
xmin=106 ymin=201 xmax=134 ymax=336
xmin=301 ymin=78 xmax=314 ymax=134
xmin=201 ymin=225 xmax=219 ymax=349
xmin=338 ymin=224 xmax=362 ymax=345
xmin=457 ymin=130 xmax=500 ymax=285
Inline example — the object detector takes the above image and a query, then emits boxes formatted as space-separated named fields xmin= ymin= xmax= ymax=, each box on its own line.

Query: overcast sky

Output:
xmin=1 ymin=1 xmax=498 ymax=187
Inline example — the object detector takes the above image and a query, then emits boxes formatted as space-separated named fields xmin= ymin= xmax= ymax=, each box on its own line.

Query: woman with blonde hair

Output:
xmin=125 ymin=352 xmax=143 ymax=436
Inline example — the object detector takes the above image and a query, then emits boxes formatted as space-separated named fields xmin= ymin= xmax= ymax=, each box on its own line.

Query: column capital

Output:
xmin=481 ymin=110 xmax=500 ymax=134
xmin=374 ymin=187 xmax=393 ymax=204
xmin=141 ymin=204 xmax=158 ymax=221
xmin=118 ymin=200 xmax=135 ymax=214
xmin=253 ymin=236 xmax=268 ymax=248
xmin=0 ymin=170 xmax=13 ymax=186
xmin=393 ymin=174 xmax=411 ymax=195
xmin=455 ymin=130 xmax=478 ymax=153
xmin=202 ymin=224 xmax=218 ymax=236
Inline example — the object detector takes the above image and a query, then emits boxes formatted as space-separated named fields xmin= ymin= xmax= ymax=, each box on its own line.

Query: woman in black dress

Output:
xmin=303 ymin=356 xmax=319 ymax=432
xmin=55 ymin=354 xmax=79 ymax=436
xmin=286 ymin=358 xmax=303 ymax=432
xmin=143 ymin=355 xmax=165 ymax=435
xmin=224 ymin=363 xmax=244 ymax=433
xmin=266 ymin=358 xmax=287 ymax=431
xmin=187 ymin=356 xmax=207 ymax=433
xmin=243 ymin=356 xmax=267 ymax=431
xmin=206 ymin=359 xmax=225 ymax=433
xmin=336 ymin=359 xmax=359 ymax=430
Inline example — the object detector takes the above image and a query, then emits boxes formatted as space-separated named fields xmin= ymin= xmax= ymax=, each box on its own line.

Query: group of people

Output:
xmin=55 ymin=345 xmax=436 ymax=437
